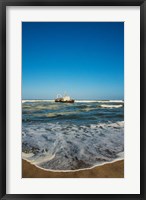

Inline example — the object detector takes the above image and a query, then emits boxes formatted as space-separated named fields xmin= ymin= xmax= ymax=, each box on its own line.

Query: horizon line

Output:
xmin=22 ymin=99 xmax=124 ymax=101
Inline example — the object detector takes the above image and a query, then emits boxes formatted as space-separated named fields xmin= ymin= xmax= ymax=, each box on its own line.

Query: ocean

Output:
xmin=22 ymin=100 xmax=124 ymax=171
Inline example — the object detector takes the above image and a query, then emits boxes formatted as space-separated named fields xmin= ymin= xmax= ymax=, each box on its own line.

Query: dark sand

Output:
xmin=22 ymin=159 xmax=124 ymax=178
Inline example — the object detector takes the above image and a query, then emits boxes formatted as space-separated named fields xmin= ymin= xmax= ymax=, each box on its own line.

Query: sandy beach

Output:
xmin=22 ymin=159 xmax=124 ymax=178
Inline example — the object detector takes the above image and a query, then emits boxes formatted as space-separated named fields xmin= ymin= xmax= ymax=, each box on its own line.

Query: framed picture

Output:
xmin=0 ymin=0 xmax=145 ymax=199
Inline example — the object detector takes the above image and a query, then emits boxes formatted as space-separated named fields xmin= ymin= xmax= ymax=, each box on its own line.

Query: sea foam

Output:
xmin=100 ymin=104 xmax=123 ymax=108
xmin=22 ymin=121 xmax=124 ymax=171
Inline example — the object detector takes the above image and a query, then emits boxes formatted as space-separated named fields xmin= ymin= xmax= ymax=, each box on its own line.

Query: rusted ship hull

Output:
xmin=55 ymin=99 xmax=75 ymax=103
xmin=60 ymin=100 xmax=75 ymax=103
xmin=55 ymin=98 xmax=63 ymax=102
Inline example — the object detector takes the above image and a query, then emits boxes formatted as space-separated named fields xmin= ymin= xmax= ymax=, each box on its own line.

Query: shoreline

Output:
xmin=22 ymin=159 xmax=124 ymax=178
xmin=22 ymin=155 xmax=124 ymax=173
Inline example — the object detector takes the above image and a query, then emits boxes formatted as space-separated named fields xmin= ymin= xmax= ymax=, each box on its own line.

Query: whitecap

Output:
xmin=100 ymin=104 xmax=123 ymax=108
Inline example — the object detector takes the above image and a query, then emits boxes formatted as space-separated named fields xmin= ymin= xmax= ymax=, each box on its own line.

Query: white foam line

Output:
xmin=75 ymin=100 xmax=98 ymax=103
xmin=76 ymin=100 xmax=124 ymax=103
xmin=31 ymin=154 xmax=56 ymax=165
xmin=100 ymin=104 xmax=123 ymax=108
xmin=22 ymin=100 xmax=54 ymax=103
xmin=22 ymin=99 xmax=124 ymax=103
xmin=23 ymin=153 xmax=124 ymax=173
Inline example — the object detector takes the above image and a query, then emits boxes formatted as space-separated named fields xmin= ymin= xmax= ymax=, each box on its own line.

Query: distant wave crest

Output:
xmin=22 ymin=99 xmax=124 ymax=103
xmin=100 ymin=104 xmax=123 ymax=108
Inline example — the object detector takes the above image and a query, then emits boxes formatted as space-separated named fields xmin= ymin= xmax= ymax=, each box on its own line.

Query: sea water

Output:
xmin=22 ymin=100 xmax=124 ymax=171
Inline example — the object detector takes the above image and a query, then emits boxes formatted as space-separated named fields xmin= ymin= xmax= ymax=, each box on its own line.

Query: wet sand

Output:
xmin=22 ymin=159 xmax=124 ymax=178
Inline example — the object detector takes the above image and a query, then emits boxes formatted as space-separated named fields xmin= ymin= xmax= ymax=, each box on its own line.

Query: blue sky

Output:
xmin=22 ymin=22 xmax=124 ymax=100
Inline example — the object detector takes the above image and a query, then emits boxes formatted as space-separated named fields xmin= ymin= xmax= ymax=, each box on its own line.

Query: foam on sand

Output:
xmin=22 ymin=121 xmax=124 ymax=171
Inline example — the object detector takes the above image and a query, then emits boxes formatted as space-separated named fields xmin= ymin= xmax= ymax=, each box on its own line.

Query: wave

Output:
xmin=22 ymin=99 xmax=124 ymax=103
xmin=109 ymin=100 xmax=124 ymax=103
xmin=97 ymin=100 xmax=124 ymax=103
xmin=46 ymin=111 xmax=79 ymax=118
xmin=97 ymin=121 xmax=124 ymax=128
xmin=75 ymin=100 xmax=98 ymax=103
xmin=23 ymin=104 xmax=60 ymax=111
xmin=23 ymin=153 xmax=124 ymax=173
xmin=22 ymin=100 xmax=54 ymax=103
xmin=100 ymin=104 xmax=123 ymax=108
xmin=22 ymin=121 xmax=124 ymax=171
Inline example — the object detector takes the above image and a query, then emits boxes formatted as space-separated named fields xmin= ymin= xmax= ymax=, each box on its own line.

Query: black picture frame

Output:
xmin=0 ymin=0 xmax=145 ymax=199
